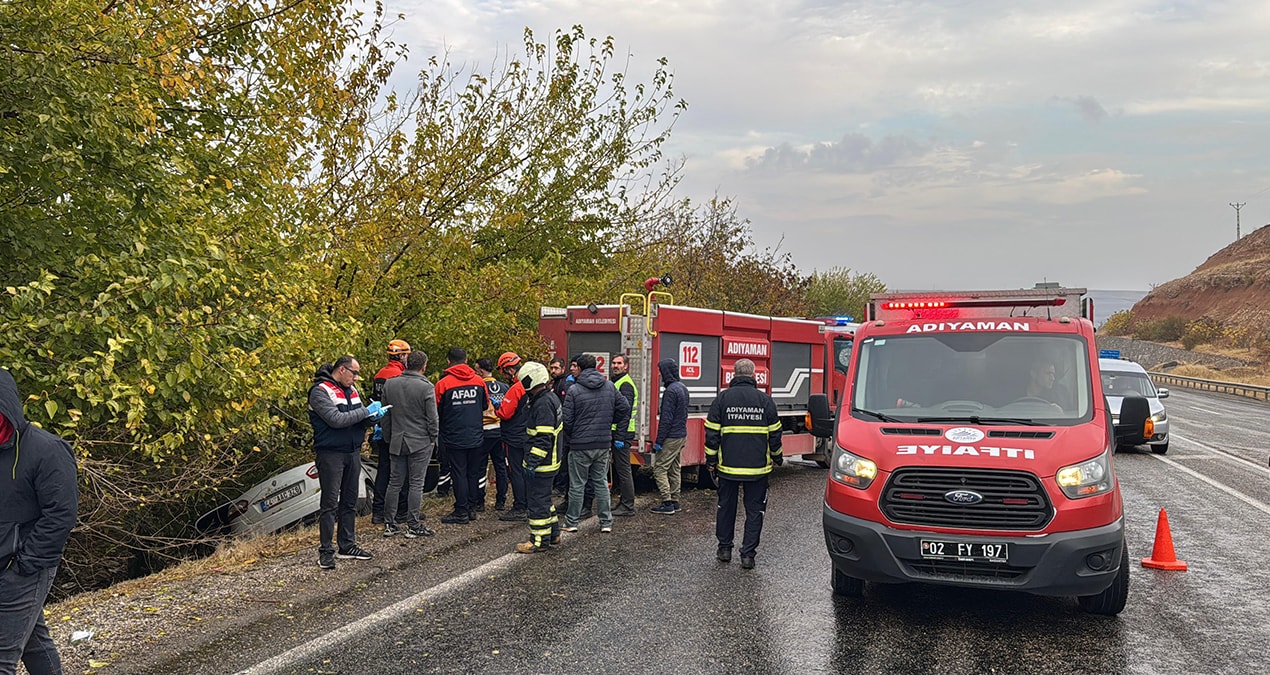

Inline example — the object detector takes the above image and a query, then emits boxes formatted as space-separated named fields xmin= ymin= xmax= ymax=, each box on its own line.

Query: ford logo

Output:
xmin=944 ymin=490 xmax=984 ymax=505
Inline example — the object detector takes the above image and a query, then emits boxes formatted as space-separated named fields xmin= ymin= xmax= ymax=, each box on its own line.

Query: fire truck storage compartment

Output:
xmin=656 ymin=332 xmax=721 ymax=414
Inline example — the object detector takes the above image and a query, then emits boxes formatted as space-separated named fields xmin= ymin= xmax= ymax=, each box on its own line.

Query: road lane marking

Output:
xmin=1171 ymin=432 xmax=1269 ymax=472
xmin=1183 ymin=405 xmax=1224 ymax=417
xmin=237 ymin=551 xmax=519 ymax=674
xmin=1150 ymin=454 xmax=1270 ymax=516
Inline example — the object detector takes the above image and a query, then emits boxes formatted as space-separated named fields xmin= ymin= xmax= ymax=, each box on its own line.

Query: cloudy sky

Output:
xmin=384 ymin=0 xmax=1270 ymax=290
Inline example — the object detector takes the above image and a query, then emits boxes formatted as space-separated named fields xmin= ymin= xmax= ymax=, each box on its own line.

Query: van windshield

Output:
xmin=851 ymin=333 xmax=1093 ymax=425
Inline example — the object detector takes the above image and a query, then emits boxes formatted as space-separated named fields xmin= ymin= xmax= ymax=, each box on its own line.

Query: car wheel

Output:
xmin=1151 ymin=441 xmax=1169 ymax=455
xmin=1077 ymin=541 xmax=1129 ymax=616
xmin=831 ymin=565 xmax=864 ymax=598
xmin=355 ymin=478 xmax=374 ymax=517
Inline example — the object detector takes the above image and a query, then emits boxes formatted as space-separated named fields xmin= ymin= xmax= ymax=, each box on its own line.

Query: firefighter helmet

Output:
xmin=519 ymin=361 xmax=550 ymax=391
xmin=386 ymin=339 xmax=412 ymax=356
xmin=497 ymin=352 xmax=522 ymax=370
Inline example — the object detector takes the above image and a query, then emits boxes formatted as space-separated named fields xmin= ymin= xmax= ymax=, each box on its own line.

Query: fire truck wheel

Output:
xmin=696 ymin=465 xmax=718 ymax=490
xmin=1076 ymin=540 xmax=1129 ymax=616
xmin=831 ymin=565 xmax=864 ymax=598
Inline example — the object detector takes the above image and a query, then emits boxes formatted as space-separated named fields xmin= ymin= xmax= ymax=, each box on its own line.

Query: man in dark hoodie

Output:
xmin=309 ymin=356 xmax=385 ymax=570
xmin=561 ymin=354 xmax=631 ymax=533
xmin=0 ymin=368 xmax=78 ymax=674
xmin=434 ymin=347 xmax=489 ymax=524
xmin=650 ymin=358 xmax=689 ymax=515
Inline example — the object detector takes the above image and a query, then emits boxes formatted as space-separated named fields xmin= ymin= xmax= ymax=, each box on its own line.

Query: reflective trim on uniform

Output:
xmin=704 ymin=420 xmax=721 ymax=430
xmin=766 ymin=422 xmax=783 ymax=432
xmin=705 ymin=446 xmax=718 ymax=456
xmin=718 ymin=462 xmax=772 ymax=477
xmin=720 ymin=425 xmax=770 ymax=435
xmin=529 ymin=448 xmax=548 ymax=458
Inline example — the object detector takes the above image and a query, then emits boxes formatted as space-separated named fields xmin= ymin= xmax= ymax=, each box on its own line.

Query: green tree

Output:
xmin=804 ymin=267 xmax=888 ymax=321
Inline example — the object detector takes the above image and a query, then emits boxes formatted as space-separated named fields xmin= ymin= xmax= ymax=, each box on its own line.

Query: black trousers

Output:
xmin=507 ymin=443 xmax=527 ymax=511
xmin=315 ymin=450 xmax=361 ymax=553
xmin=716 ymin=475 xmax=768 ymax=558
xmin=527 ymin=469 xmax=559 ymax=548
xmin=372 ymin=437 xmax=409 ymax=522
xmin=446 ymin=444 xmax=484 ymax=515
xmin=478 ymin=433 xmax=509 ymax=505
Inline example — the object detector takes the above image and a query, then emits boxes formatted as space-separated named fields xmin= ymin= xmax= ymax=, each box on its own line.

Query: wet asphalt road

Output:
xmin=183 ymin=388 xmax=1270 ymax=674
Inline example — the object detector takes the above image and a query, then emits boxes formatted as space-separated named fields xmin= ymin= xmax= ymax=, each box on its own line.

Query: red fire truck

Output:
xmin=538 ymin=290 xmax=856 ymax=485
xmin=811 ymin=287 xmax=1153 ymax=615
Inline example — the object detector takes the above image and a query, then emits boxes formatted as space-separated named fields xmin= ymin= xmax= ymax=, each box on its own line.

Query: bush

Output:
xmin=1181 ymin=317 xmax=1225 ymax=350
xmin=1135 ymin=316 xmax=1187 ymax=342
xmin=1100 ymin=310 xmax=1134 ymax=335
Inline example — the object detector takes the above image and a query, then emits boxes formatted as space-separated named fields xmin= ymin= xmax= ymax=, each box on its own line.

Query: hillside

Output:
xmin=1131 ymin=224 xmax=1270 ymax=331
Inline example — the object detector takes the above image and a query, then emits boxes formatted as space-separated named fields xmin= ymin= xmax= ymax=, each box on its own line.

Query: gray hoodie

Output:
xmin=0 ymin=369 xmax=78 ymax=575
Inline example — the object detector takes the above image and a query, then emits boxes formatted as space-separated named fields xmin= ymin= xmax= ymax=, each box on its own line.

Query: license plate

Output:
xmin=920 ymin=539 xmax=1009 ymax=563
xmin=261 ymin=482 xmax=304 ymax=512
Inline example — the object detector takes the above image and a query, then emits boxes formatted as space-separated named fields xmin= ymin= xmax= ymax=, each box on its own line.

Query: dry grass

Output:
xmin=1169 ymin=364 xmax=1270 ymax=387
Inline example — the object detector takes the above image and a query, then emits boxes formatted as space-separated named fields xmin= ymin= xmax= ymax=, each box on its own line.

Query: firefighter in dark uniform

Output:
xmin=515 ymin=362 xmax=563 ymax=553
xmin=704 ymin=358 xmax=783 ymax=569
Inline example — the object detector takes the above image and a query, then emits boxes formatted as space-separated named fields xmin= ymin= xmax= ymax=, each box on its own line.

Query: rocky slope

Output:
xmin=1131 ymin=224 xmax=1270 ymax=330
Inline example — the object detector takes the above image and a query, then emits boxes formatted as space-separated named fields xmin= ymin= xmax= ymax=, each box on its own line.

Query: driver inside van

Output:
xmin=1024 ymin=359 xmax=1064 ymax=409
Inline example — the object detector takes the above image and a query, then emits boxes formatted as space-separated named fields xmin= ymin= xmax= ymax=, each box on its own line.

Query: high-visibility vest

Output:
xmin=612 ymin=373 xmax=638 ymax=433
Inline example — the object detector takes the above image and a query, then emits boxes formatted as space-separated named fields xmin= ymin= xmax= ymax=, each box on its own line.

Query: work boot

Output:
xmin=494 ymin=499 xmax=507 ymax=511
xmin=440 ymin=511 xmax=470 ymax=525
xmin=548 ymin=533 xmax=562 ymax=547
xmin=611 ymin=505 xmax=636 ymax=517
xmin=716 ymin=546 xmax=732 ymax=563
xmin=740 ymin=555 xmax=755 ymax=570
xmin=499 ymin=508 xmax=527 ymax=522
xmin=515 ymin=541 xmax=544 ymax=554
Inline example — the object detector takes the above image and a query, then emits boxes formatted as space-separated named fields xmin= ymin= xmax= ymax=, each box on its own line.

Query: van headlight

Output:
xmin=831 ymin=443 xmax=878 ymax=489
xmin=1151 ymin=411 xmax=1167 ymax=423
xmin=1056 ymin=447 xmax=1114 ymax=499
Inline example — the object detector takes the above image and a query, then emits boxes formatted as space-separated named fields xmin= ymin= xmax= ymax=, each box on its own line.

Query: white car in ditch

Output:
xmin=196 ymin=460 xmax=375 ymax=537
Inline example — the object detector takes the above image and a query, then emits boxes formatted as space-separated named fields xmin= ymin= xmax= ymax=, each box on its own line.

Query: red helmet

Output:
xmin=496 ymin=352 xmax=522 ymax=370
xmin=387 ymin=339 xmax=412 ymax=356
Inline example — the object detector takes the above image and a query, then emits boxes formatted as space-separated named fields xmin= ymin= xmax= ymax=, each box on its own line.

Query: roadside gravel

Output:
xmin=42 ymin=495 xmax=524 ymax=674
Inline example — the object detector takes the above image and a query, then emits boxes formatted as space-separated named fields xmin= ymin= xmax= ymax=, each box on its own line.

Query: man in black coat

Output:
xmin=0 ymin=369 xmax=78 ymax=674
xmin=561 ymin=354 xmax=631 ymax=533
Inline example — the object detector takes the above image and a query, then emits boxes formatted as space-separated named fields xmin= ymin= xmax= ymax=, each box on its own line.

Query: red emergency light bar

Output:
xmin=880 ymin=297 xmax=1067 ymax=311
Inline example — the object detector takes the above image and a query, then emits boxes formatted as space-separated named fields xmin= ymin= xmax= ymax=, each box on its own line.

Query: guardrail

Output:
xmin=1149 ymin=371 xmax=1270 ymax=402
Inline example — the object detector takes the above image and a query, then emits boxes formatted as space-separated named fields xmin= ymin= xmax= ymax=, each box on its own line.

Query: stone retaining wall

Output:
xmin=1094 ymin=335 xmax=1250 ymax=370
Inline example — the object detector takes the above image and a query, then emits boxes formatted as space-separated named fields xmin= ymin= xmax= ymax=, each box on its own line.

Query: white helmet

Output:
xmin=519 ymin=361 xmax=550 ymax=391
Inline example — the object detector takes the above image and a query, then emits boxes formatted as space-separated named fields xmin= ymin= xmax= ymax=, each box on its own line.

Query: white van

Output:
xmin=1099 ymin=358 xmax=1170 ymax=454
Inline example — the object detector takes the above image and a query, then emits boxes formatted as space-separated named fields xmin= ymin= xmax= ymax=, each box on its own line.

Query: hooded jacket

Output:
xmin=434 ymin=363 xmax=489 ymax=449
xmin=308 ymin=364 xmax=372 ymax=453
xmin=495 ymin=378 xmax=530 ymax=449
xmin=0 ymin=369 xmax=78 ymax=576
xmin=562 ymin=368 xmax=631 ymax=451
xmin=371 ymin=358 xmax=406 ymax=402
xmin=655 ymin=358 xmax=689 ymax=444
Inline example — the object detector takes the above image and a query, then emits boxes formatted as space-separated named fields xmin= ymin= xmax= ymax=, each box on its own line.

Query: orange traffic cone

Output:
xmin=1141 ymin=508 xmax=1188 ymax=571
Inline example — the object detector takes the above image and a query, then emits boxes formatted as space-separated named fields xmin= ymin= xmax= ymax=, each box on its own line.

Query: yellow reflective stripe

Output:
xmin=529 ymin=448 xmax=548 ymax=457
xmin=720 ymin=426 xmax=769 ymax=435
xmin=719 ymin=463 xmax=771 ymax=476
xmin=531 ymin=425 xmax=556 ymax=434
xmin=705 ymin=447 xmax=718 ymax=456
xmin=533 ymin=462 xmax=560 ymax=472
xmin=766 ymin=422 xmax=783 ymax=432
xmin=528 ymin=517 xmax=554 ymax=526
xmin=704 ymin=420 xmax=721 ymax=430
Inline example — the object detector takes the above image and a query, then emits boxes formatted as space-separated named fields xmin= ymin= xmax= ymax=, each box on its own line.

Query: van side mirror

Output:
xmin=808 ymin=393 xmax=834 ymax=438
xmin=1157 ymin=388 xmax=1169 ymax=399
xmin=1114 ymin=396 xmax=1153 ymax=445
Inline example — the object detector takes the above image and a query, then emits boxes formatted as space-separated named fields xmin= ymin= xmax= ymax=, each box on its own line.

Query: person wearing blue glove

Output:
xmin=651 ymin=358 xmax=689 ymax=515
xmin=308 ymin=356 xmax=376 ymax=569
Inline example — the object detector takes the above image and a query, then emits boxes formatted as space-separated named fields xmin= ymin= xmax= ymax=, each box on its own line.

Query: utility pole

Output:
xmin=1229 ymin=202 xmax=1245 ymax=240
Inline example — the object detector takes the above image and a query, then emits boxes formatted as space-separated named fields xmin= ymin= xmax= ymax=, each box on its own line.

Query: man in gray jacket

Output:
xmin=561 ymin=354 xmax=631 ymax=533
xmin=1 ymin=368 xmax=78 ymax=674
xmin=381 ymin=351 xmax=439 ymax=538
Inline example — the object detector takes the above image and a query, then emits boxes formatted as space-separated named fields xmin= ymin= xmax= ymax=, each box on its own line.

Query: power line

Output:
xmin=1229 ymin=202 xmax=1245 ymax=239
